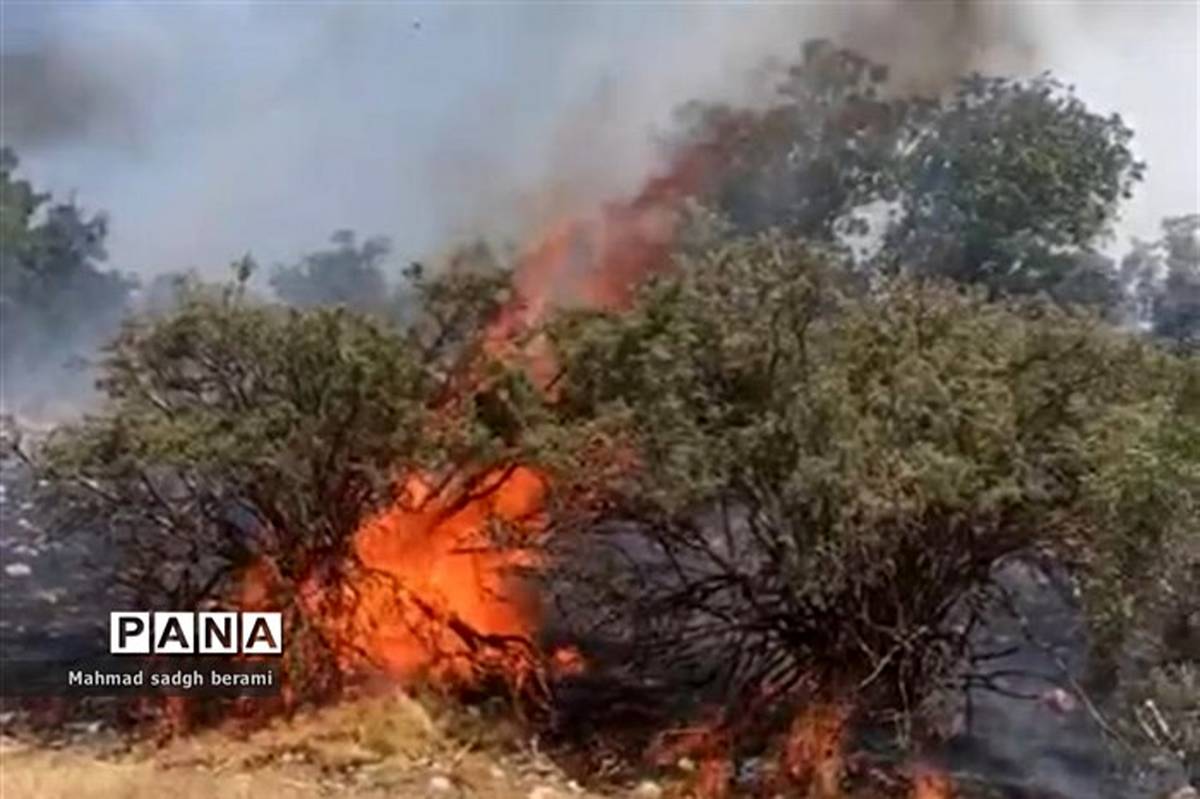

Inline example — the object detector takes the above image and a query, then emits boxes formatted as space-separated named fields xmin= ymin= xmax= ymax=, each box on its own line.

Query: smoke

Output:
xmin=2 ymin=2 xmax=1193 ymax=282
xmin=1 ymin=46 xmax=140 ymax=151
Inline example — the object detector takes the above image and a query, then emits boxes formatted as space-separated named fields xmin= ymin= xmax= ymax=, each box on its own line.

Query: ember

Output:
xmin=781 ymin=703 xmax=849 ymax=798
xmin=911 ymin=767 xmax=955 ymax=799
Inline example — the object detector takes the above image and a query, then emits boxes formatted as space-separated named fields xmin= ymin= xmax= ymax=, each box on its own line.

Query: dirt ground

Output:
xmin=0 ymin=692 xmax=626 ymax=799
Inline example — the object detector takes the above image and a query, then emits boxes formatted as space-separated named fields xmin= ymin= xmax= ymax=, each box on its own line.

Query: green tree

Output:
xmin=884 ymin=74 xmax=1141 ymax=301
xmin=269 ymin=229 xmax=391 ymax=313
xmin=1123 ymin=214 xmax=1200 ymax=350
xmin=541 ymin=229 xmax=1197 ymax=751
xmin=679 ymin=41 xmax=1142 ymax=308
xmin=34 ymin=262 xmax=540 ymax=700
xmin=0 ymin=147 xmax=134 ymax=391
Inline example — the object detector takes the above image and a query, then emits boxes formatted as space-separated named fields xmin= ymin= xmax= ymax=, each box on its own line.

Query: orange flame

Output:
xmin=781 ymin=703 xmax=849 ymax=798
xmin=484 ymin=131 xmax=728 ymax=383
xmin=649 ymin=721 xmax=733 ymax=799
xmin=309 ymin=467 xmax=548 ymax=686
xmin=911 ymin=767 xmax=955 ymax=799
xmin=244 ymin=135 xmax=731 ymax=695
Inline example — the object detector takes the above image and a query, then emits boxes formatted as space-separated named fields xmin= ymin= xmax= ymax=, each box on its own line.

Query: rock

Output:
xmin=428 ymin=775 xmax=454 ymax=794
xmin=1041 ymin=687 xmax=1077 ymax=714
xmin=1169 ymin=787 xmax=1198 ymax=799
xmin=566 ymin=780 xmax=584 ymax=794
xmin=489 ymin=765 xmax=506 ymax=781
xmin=4 ymin=562 xmax=31 ymax=577
xmin=676 ymin=757 xmax=696 ymax=773
xmin=529 ymin=786 xmax=561 ymax=799
xmin=633 ymin=780 xmax=663 ymax=799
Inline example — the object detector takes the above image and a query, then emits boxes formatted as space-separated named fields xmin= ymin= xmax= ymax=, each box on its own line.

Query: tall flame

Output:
xmin=284 ymin=133 xmax=731 ymax=692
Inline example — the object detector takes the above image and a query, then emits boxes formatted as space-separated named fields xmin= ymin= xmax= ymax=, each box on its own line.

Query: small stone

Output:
xmin=529 ymin=787 xmax=560 ymax=799
xmin=1041 ymin=687 xmax=1076 ymax=714
xmin=489 ymin=766 xmax=506 ymax=781
xmin=428 ymin=775 xmax=454 ymax=794
xmin=676 ymin=757 xmax=696 ymax=773
xmin=4 ymin=563 xmax=31 ymax=577
xmin=566 ymin=780 xmax=584 ymax=794
xmin=1169 ymin=786 xmax=1198 ymax=799
xmin=633 ymin=780 xmax=663 ymax=799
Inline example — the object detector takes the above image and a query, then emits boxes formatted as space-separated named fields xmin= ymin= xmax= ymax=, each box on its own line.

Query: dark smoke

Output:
xmin=2 ymin=2 xmax=1193 ymax=281
xmin=1 ymin=41 xmax=147 ymax=152
xmin=833 ymin=0 xmax=1039 ymax=94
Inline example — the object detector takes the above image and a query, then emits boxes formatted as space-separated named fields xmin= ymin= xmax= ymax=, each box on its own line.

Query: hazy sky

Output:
xmin=1 ymin=2 xmax=1197 ymax=278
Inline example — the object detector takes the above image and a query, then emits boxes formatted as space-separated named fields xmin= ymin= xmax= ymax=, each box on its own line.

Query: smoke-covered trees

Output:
xmin=0 ymin=147 xmax=133 ymax=396
xmin=1123 ymin=214 xmax=1200 ymax=350
xmin=269 ymin=229 xmax=392 ymax=312
xmin=681 ymin=41 xmax=1144 ymax=309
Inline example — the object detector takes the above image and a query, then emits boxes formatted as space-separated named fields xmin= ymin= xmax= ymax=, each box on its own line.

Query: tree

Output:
xmin=0 ymin=147 xmax=134 ymax=395
xmin=884 ymin=74 xmax=1141 ymax=300
xmin=269 ymin=229 xmax=391 ymax=313
xmin=675 ymin=39 xmax=905 ymax=248
xmin=539 ymin=229 xmax=1198 ymax=759
xmin=1123 ymin=214 xmax=1200 ymax=350
xmin=34 ymin=261 xmax=540 ymax=702
xmin=677 ymin=41 xmax=1142 ymax=309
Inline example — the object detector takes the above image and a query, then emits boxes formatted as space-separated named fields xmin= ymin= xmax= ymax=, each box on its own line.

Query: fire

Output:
xmin=649 ymin=721 xmax=734 ymax=799
xmin=238 ymin=132 xmax=731 ymax=697
xmin=911 ymin=767 xmax=955 ymax=799
xmin=780 ymin=703 xmax=849 ymax=798
xmin=310 ymin=467 xmax=548 ymax=686
xmin=484 ymin=129 xmax=729 ymax=385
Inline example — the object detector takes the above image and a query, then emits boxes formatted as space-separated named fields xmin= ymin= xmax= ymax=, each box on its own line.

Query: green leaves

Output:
xmin=890 ymin=75 xmax=1142 ymax=298
xmin=38 ymin=264 xmax=535 ymax=613
xmin=1 ymin=146 xmax=134 ymax=383
xmin=542 ymin=230 xmax=1199 ymax=726
xmin=677 ymin=41 xmax=1144 ymax=310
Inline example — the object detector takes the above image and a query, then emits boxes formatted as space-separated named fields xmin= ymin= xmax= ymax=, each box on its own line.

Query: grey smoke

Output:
xmin=0 ymin=2 xmax=1195 ymax=275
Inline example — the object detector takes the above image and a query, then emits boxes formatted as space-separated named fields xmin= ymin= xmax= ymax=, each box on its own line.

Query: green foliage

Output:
xmin=542 ymin=230 xmax=1198 ymax=734
xmin=1123 ymin=214 xmax=1200 ymax=350
xmin=0 ymin=147 xmax=134 ymax=384
xmin=269 ymin=229 xmax=391 ymax=313
xmin=35 ymin=264 xmax=536 ymax=696
xmin=680 ymin=41 xmax=1143 ymax=308
xmin=887 ymin=74 xmax=1142 ymax=298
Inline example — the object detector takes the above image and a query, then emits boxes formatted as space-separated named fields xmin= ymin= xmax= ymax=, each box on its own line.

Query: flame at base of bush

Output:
xmin=301 ymin=466 xmax=553 ymax=690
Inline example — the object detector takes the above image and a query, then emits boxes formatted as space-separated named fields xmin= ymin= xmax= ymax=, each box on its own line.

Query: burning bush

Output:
xmin=539 ymin=228 xmax=1199 ymax=777
xmin=34 ymin=260 xmax=552 ymax=707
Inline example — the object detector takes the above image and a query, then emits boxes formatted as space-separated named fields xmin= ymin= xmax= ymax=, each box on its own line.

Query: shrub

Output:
xmin=539 ymin=230 xmax=1199 ymax=750
xmin=34 ymin=263 xmax=537 ymax=702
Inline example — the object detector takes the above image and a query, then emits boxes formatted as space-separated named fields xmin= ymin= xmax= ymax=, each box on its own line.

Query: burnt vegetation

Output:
xmin=4 ymin=38 xmax=1198 ymax=793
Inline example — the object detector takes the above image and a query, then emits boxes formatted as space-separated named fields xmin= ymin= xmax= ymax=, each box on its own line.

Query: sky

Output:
xmin=1 ymin=1 xmax=1197 ymax=279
